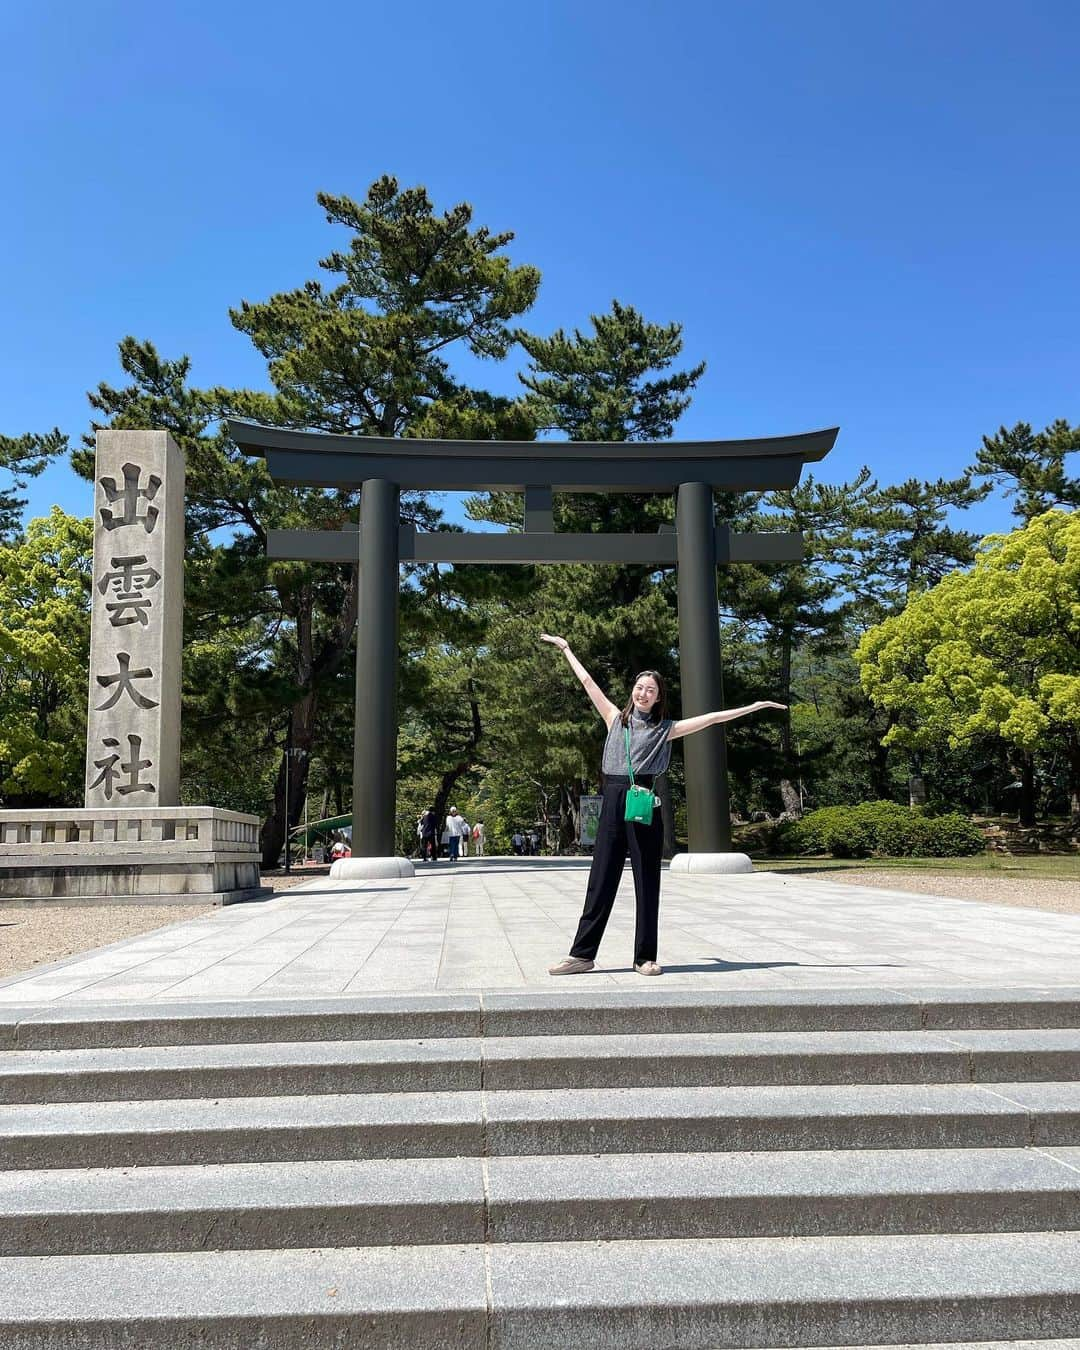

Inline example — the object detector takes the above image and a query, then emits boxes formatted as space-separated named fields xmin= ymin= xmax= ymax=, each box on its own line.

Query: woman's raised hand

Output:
xmin=540 ymin=633 xmax=569 ymax=651
xmin=753 ymin=701 xmax=787 ymax=712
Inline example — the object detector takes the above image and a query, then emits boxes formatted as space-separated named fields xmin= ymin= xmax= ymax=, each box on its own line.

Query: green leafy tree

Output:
xmin=0 ymin=510 xmax=92 ymax=804
xmin=855 ymin=510 xmax=1080 ymax=826
xmin=0 ymin=430 xmax=66 ymax=540
xmin=973 ymin=419 xmax=1080 ymax=522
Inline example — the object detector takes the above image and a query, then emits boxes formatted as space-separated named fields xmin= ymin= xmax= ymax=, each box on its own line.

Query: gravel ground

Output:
xmin=824 ymin=870 xmax=1080 ymax=914
xmin=0 ymin=902 xmax=213 ymax=980
xmin=1 ymin=866 xmax=1077 ymax=981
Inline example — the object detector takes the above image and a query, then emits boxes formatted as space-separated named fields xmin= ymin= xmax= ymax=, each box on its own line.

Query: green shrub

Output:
xmin=919 ymin=812 xmax=986 ymax=857
xmin=780 ymin=800 xmax=984 ymax=859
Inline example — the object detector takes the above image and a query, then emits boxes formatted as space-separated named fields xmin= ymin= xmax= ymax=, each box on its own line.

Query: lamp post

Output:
xmin=283 ymin=731 xmax=305 ymax=875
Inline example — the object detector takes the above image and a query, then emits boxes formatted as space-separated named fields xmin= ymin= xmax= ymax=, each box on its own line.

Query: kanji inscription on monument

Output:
xmin=85 ymin=431 xmax=184 ymax=807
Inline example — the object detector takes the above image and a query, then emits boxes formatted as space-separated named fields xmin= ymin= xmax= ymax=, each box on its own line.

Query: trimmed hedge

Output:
xmin=778 ymin=800 xmax=985 ymax=859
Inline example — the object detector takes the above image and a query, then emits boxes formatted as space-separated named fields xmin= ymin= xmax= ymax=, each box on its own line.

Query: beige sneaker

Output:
xmin=548 ymin=956 xmax=595 ymax=976
xmin=634 ymin=961 xmax=663 ymax=976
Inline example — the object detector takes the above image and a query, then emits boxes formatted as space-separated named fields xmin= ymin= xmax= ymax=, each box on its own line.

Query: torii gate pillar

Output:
xmin=354 ymin=478 xmax=400 ymax=859
xmin=676 ymin=481 xmax=732 ymax=856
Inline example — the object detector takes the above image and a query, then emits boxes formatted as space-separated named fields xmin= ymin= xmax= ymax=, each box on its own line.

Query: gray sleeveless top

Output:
xmin=600 ymin=710 xmax=674 ymax=776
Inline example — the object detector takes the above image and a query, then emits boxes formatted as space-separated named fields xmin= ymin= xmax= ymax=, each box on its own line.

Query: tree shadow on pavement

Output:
xmin=650 ymin=958 xmax=906 ymax=974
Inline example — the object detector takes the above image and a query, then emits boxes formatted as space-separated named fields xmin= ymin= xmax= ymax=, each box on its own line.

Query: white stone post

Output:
xmin=85 ymin=430 xmax=184 ymax=808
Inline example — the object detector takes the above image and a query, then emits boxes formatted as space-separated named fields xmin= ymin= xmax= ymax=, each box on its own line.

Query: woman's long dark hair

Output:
xmin=619 ymin=670 xmax=667 ymax=726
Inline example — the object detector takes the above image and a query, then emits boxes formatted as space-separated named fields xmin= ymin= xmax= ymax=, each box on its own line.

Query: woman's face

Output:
xmin=631 ymin=675 xmax=660 ymax=714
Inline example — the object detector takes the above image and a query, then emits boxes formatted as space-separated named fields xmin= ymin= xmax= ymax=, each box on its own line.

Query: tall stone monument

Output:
xmin=86 ymin=431 xmax=183 ymax=809
xmin=0 ymin=431 xmax=267 ymax=904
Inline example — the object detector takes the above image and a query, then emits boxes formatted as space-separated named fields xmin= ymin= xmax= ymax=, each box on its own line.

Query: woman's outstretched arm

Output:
xmin=540 ymin=634 xmax=620 ymax=726
xmin=668 ymin=701 xmax=786 ymax=741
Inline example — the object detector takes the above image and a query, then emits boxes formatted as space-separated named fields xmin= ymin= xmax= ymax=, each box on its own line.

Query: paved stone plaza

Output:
xmin=1 ymin=858 xmax=1078 ymax=1004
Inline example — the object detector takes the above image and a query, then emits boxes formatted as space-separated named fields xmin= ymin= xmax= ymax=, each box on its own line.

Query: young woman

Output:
xmin=540 ymin=633 xmax=785 ymax=977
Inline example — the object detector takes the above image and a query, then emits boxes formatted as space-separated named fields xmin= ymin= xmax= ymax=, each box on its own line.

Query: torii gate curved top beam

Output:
xmin=227 ymin=420 xmax=838 ymax=493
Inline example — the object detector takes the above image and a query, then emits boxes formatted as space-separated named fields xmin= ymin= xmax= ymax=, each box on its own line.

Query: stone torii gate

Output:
xmin=230 ymin=421 xmax=837 ymax=877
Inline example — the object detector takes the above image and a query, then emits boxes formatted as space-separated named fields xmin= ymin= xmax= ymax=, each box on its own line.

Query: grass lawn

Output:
xmin=763 ymin=854 xmax=1080 ymax=882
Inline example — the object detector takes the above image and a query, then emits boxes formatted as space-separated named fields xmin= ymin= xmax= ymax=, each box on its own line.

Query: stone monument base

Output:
xmin=0 ymin=807 xmax=270 ymax=905
xmin=669 ymin=851 xmax=755 ymax=875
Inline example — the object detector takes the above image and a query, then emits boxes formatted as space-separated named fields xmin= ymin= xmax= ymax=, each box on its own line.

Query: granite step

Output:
xmin=795 ymin=1344 xmax=1080 ymax=1349
xmin=3 ymin=1231 xmax=1080 ymax=1348
xmin=5 ymin=986 xmax=1080 ymax=1051
xmin=0 ymin=1089 xmax=482 ymax=1169
xmin=3 ymin=1027 xmax=1080 ymax=1103
xmin=0 ymin=1036 xmax=481 ymax=1103
xmin=2 ymin=1080 xmax=1078 ymax=1170
xmin=3 ymin=1146 xmax=1080 ymax=1256
xmin=481 ymin=1027 xmax=1080 ymax=1090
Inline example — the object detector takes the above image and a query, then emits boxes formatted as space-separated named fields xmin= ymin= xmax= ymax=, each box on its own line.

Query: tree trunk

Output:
xmin=1067 ymin=733 xmax=1080 ymax=827
xmin=432 ymin=761 xmax=472 ymax=844
xmin=259 ymin=692 xmax=317 ymax=869
xmin=558 ymin=781 xmax=585 ymax=854
xmin=259 ymin=566 xmax=360 ymax=870
xmin=776 ymin=623 xmax=802 ymax=817
xmin=1015 ymin=749 xmax=1038 ymax=828
xmin=428 ymin=693 xmax=485 ymax=848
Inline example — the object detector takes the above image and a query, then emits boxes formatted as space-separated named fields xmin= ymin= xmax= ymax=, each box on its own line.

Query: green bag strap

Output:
xmin=624 ymin=724 xmax=636 ymax=787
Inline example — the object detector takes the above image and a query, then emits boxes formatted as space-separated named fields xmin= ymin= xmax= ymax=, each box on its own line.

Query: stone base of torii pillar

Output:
xmin=669 ymin=852 xmax=755 ymax=875
xmin=331 ymin=857 xmax=416 ymax=880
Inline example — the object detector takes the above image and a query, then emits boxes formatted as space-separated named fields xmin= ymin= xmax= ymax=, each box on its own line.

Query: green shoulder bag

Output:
xmin=622 ymin=724 xmax=658 ymax=825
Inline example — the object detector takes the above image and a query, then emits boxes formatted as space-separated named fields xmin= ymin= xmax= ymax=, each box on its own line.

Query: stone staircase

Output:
xmin=2 ymin=987 xmax=1080 ymax=1347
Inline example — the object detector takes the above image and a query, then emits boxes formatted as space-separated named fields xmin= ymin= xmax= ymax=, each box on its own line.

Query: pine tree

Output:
xmin=0 ymin=430 xmax=66 ymax=540
xmin=973 ymin=419 xmax=1080 ymax=521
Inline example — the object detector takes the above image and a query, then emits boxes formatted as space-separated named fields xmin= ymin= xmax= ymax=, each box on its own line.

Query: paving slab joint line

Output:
xmin=971 ymin=1081 xmax=1042 ymax=1146
xmin=1034 ymin=1145 xmax=1080 ymax=1179
xmin=477 ymin=991 xmax=495 ymax=1350
xmin=934 ymin=1030 xmax=1002 ymax=1084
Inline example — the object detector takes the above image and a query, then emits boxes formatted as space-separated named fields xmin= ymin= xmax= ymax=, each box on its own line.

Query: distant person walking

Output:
xmin=419 ymin=808 xmax=439 ymax=863
xmin=444 ymin=807 xmax=467 ymax=862
xmin=473 ymin=820 xmax=485 ymax=857
xmin=540 ymin=633 xmax=784 ymax=977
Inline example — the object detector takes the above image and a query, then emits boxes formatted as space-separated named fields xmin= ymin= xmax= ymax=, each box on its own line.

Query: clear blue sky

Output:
xmin=2 ymin=0 xmax=1076 ymax=534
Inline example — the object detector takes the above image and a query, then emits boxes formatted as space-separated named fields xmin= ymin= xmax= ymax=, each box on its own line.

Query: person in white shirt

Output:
xmin=472 ymin=820 xmax=485 ymax=857
xmin=444 ymin=807 xmax=467 ymax=862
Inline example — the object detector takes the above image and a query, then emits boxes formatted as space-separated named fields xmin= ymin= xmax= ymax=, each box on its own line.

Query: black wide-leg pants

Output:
xmin=570 ymin=775 xmax=663 ymax=966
